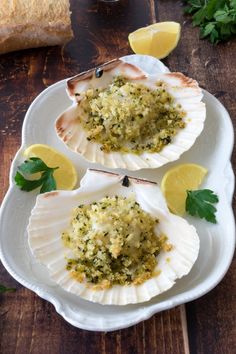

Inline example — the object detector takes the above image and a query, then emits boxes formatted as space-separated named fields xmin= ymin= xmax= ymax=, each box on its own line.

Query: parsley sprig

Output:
xmin=0 ymin=284 xmax=16 ymax=293
xmin=14 ymin=157 xmax=58 ymax=193
xmin=186 ymin=189 xmax=219 ymax=223
xmin=184 ymin=0 xmax=236 ymax=43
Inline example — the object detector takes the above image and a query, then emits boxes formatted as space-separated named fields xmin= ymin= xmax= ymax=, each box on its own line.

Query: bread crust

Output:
xmin=0 ymin=0 xmax=73 ymax=54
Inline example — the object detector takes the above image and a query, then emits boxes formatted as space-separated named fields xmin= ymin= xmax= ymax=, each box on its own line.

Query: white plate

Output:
xmin=0 ymin=56 xmax=235 ymax=331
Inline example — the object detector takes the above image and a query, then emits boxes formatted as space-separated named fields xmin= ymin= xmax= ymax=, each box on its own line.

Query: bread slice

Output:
xmin=0 ymin=0 xmax=73 ymax=55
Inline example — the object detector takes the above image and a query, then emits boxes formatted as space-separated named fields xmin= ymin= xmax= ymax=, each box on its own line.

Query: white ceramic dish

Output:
xmin=0 ymin=55 xmax=235 ymax=331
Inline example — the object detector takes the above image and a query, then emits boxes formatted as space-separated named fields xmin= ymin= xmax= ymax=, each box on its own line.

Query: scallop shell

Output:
xmin=55 ymin=54 xmax=206 ymax=171
xmin=28 ymin=169 xmax=200 ymax=305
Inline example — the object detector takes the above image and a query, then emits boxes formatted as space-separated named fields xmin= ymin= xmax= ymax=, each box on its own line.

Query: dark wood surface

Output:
xmin=0 ymin=1 xmax=235 ymax=353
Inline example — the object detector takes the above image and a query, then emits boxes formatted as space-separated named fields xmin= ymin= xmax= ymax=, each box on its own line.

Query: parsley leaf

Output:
xmin=186 ymin=189 xmax=219 ymax=223
xmin=39 ymin=170 xmax=57 ymax=193
xmin=14 ymin=157 xmax=58 ymax=194
xmin=18 ymin=157 xmax=49 ymax=174
xmin=184 ymin=0 xmax=236 ymax=43
xmin=15 ymin=171 xmax=44 ymax=191
xmin=0 ymin=284 xmax=16 ymax=293
xmin=184 ymin=0 xmax=205 ymax=14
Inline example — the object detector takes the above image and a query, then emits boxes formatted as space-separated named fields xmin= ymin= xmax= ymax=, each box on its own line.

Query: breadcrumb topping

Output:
xmin=62 ymin=195 xmax=170 ymax=289
xmin=79 ymin=76 xmax=186 ymax=154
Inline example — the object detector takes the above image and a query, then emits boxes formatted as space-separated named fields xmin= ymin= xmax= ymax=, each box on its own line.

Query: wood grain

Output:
xmin=0 ymin=289 xmax=187 ymax=354
xmin=0 ymin=0 xmax=235 ymax=353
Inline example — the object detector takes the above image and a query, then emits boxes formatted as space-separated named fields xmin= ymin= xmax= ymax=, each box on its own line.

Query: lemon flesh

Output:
xmin=24 ymin=144 xmax=77 ymax=190
xmin=128 ymin=22 xmax=181 ymax=59
xmin=161 ymin=163 xmax=208 ymax=216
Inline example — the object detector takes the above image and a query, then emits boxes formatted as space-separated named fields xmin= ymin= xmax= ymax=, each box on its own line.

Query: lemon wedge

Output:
xmin=128 ymin=22 xmax=181 ymax=59
xmin=161 ymin=163 xmax=208 ymax=215
xmin=24 ymin=144 xmax=77 ymax=190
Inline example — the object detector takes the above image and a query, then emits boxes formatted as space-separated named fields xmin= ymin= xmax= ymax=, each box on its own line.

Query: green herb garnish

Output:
xmin=186 ymin=189 xmax=219 ymax=223
xmin=0 ymin=284 xmax=16 ymax=293
xmin=14 ymin=157 xmax=58 ymax=193
xmin=184 ymin=0 xmax=236 ymax=43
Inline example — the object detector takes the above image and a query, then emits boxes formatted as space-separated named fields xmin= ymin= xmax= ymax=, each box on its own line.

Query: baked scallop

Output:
xmin=55 ymin=55 xmax=206 ymax=170
xmin=28 ymin=169 xmax=200 ymax=305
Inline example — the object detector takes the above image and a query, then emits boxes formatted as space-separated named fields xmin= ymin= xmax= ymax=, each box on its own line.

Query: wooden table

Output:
xmin=0 ymin=1 xmax=235 ymax=353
